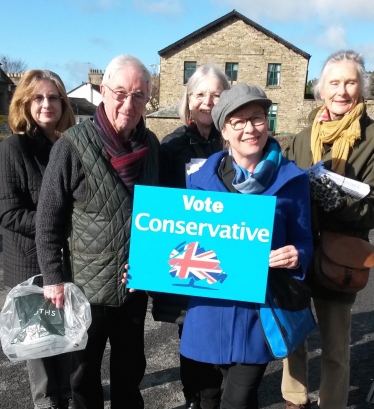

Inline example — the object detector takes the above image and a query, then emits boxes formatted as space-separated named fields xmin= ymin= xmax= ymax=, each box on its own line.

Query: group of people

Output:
xmin=0 ymin=49 xmax=373 ymax=409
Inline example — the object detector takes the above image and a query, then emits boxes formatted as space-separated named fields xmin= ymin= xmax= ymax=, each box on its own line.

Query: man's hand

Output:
xmin=122 ymin=264 xmax=136 ymax=292
xmin=44 ymin=284 xmax=65 ymax=308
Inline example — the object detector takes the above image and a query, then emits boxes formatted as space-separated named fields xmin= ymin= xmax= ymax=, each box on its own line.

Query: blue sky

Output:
xmin=2 ymin=0 xmax=374 ymax=92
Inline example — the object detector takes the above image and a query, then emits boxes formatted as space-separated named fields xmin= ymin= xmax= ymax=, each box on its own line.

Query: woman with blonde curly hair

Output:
xmin=0 ymin=69 xmax=75 ymax=409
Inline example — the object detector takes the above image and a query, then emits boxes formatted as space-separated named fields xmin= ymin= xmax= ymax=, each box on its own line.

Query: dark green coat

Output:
xmin=66 ymin=119 xmax=159 ymax=306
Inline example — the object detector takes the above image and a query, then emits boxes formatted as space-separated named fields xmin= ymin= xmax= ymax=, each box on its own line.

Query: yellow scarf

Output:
xmin=310 ymin=100 xmax=364 ymax=175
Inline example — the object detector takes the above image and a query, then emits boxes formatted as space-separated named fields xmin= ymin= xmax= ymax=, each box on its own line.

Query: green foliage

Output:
xmin=305 ymin=78 xmax=317 ymax=95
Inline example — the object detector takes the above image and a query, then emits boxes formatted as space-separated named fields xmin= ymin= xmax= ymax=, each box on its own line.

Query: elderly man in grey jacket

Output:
xmin=36 ymin=55 xmax=159 ymax=409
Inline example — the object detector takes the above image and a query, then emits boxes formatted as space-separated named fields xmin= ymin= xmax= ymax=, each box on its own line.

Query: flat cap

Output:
xmin=212 ymin=83 xmax=272 ymax=131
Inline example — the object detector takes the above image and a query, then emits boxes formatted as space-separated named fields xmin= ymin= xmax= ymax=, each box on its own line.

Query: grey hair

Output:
xmin=102 ymin=54 xmax=152 ymax=97
xmin=313 ymin=50 xmax=370 ymax=99
xmin=178 ymin=64 xmax=230 ymax=125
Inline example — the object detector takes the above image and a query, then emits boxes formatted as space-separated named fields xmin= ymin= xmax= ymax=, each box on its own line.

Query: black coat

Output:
xmin=160 ymin=124 xmax=222 ymax=188
xmin=0 ymin=130 xmax=53 ymax=287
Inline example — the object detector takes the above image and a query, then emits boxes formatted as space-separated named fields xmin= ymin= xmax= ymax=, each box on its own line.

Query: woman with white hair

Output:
xmin=152 ymin=64 xmax=230 ymax=409
xmin=282 ymin=50 xmax=374 ymax=409
xmin=159 ymin=64 xmax=230 ymax=188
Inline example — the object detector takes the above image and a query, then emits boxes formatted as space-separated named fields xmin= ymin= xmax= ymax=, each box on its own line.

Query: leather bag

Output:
xmin=313 ymin=231 xmax=374 ymax=293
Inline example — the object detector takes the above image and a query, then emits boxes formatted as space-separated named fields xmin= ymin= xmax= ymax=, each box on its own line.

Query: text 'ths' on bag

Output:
xmin=313 ymin=231 xmax=374 ymax=293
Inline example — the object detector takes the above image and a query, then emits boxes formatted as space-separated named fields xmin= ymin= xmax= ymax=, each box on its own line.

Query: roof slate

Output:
xmin=0 ymin=68 xmax=14 ymax=84
xmin=68 ymin=97 xmax=97 ymax=116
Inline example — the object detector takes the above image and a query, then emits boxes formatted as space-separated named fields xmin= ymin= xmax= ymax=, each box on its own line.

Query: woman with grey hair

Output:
xmin=281 ymin=50 xmax=374 ymax=409
xmin=159 ymin=63 xmax=230 ymax=188
xmin=152 ymin=64 xmax=230 ymax=409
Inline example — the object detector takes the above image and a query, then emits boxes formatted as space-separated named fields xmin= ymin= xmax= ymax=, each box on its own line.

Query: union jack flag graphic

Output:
xmin=168 ymin=242 xmax=227 ymax=285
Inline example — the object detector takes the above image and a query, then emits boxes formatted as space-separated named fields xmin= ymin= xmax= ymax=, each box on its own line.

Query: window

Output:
xmin=225 ymin=63 xmax=238 ymax=82
xmin=267 ymin=104 xmax=278 ymax=132
xmin=267 ymin=64 xmax=281 ymax=87
xmin=184 ymin=62 xmax=197 ymax=84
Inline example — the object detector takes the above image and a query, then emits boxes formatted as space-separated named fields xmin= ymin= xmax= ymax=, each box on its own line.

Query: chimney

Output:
xmin=88 ymin=69 xmax=103 ymax=85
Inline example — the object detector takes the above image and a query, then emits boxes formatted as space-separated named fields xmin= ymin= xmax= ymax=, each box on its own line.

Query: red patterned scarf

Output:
xmin=94 ymin=102 xmax=148 ymax=195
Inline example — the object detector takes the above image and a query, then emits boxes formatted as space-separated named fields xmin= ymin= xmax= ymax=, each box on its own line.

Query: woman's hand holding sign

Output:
xmin=269 ymin=245 xmax=300 ymax=269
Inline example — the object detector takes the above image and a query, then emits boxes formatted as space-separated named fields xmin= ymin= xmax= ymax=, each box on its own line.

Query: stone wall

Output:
xmin=146 ymin=117 xmax=183 ymax=140
xmin=366 ymin=100 xmax=374 ymax=118
xmin=159 ymin=16 xmax=309 ymax=134
xmin=146 ymin=99 xmax=374 ymax=140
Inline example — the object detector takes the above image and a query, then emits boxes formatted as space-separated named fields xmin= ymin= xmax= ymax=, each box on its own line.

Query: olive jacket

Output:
xmin=284 ymin=109 xmax=374 ymax=301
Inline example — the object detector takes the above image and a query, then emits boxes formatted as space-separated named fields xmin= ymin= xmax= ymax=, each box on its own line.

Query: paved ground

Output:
xmin=1 ymin=232 xmax=374 ymax=408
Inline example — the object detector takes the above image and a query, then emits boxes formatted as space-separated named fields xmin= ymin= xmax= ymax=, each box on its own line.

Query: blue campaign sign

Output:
xmin=128 ymin=186 xmax=276 ymax=303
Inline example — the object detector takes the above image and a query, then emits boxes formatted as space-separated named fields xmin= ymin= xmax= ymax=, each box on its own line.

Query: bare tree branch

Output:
xmin=0 ymin=54 xmax=28 ymax=73
xmin=147 ymin=65 xmax=160 ymax=114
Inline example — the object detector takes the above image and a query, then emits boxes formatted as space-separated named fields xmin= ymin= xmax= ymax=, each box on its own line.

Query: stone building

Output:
xmin=147 ymin=9 xmax=319 ymax=139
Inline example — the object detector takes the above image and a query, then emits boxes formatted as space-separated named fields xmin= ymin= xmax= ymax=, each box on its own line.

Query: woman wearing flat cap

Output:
xmin=179 ymin=83 xmax=314 ymax=409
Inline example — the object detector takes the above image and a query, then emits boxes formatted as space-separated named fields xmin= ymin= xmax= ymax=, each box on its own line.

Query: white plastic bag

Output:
xmin=0 ymin=275 xmax=92 ymax=361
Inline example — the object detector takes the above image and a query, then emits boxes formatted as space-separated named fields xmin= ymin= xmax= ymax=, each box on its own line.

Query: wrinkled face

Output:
xmin=30 ymin=80 xmax=62 ymax=132
xmin=100 ymin=66 xmax=148 ymax=139
xmin=188 ymin=76 xmax=225 ymax=128
xmin=320 ymin=60 xmax=361 ymax=120
xmin=222 ymin=103 xmax=268 ymax=172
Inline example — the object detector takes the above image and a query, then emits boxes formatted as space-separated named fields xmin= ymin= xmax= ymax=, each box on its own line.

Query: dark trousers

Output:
xmin=71 ymin=300 xmax=147 ymax=409
xmin=220 ymin=363 xmax=267 ymax=409
xmin=179 ymin=326 xmax=223 ymax=409
xmin=27 ymin=353 xmax=72 ymax=408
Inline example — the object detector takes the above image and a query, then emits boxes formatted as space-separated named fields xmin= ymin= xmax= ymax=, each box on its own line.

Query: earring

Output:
xmin=187 ymin=111 xmax=195 ymax=125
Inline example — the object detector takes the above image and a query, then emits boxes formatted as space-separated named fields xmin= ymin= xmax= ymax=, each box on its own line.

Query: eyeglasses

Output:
xmin=105 ymin=84 xmax=146 ymax=105
xmin=32 ymin=94 xmax=62 ymax=105
xmin=227 ymin=113 xmax=267 ymax=131
xmin=190 ymin=92 xmax=221 ymax=103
